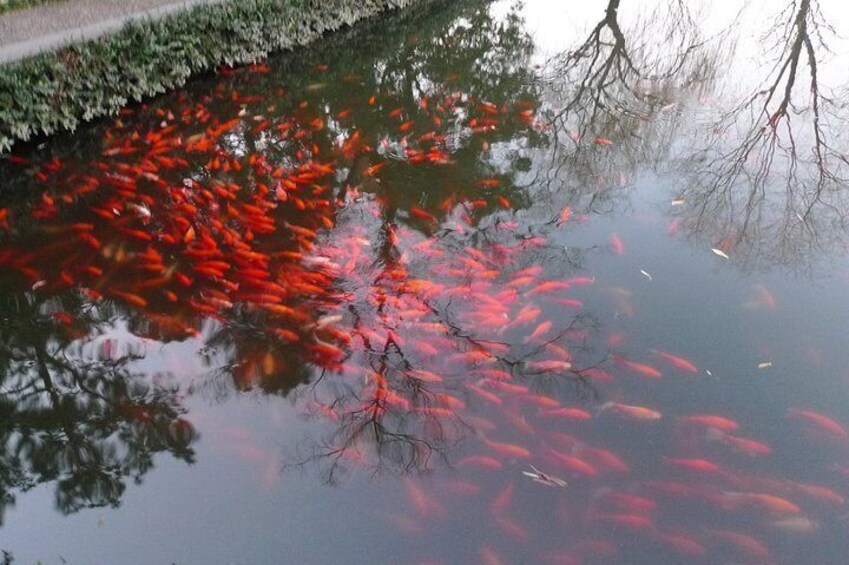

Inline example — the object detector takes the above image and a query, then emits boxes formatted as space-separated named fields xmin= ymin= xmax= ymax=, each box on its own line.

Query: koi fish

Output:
xmin=653 ymin=350 xmax=698 ymax=373
xmin=527 ymin=281 xmax=571 ymax=295
xmin=596 ymin=490 xmax=657 ymax=512
xmin=404 ymin=478 xmax=447 ymax=520
xmin=582 ymin=447 xmax=630 ymax=473
xmin=723 ymin=492 xmax=800 ymax=515
xmin=663 ymin=457 xmax=721 ymax=473
xmin=614 ymin=356 xmax=662 ymax=379
xmin=711 ymin=247 xmax=730 ymax=259
xmin=458 ymin=455 xmax=503 ymax=469
xmin=547 ymin=449 xmax=597 ymax=476
xmin=771 ymin=517 xmax=819 ymax=534
xmin=610 ymin=233 xmax=624 ymax=255
xmin=706 ymin=430 xmax=772 ymax=456
xmin=788 ymin=409 xmax=848 ymax=437
xmin=593 ymin=513 xmax=653 ymax=531
xmin=707 ymin=530 xmax=770 ymax=560
xmin=538 ymin=407 xmax=592 ymax=420
xmin=409 ymin=207 xmax=437 ymax=224
xmin=679 ymin=415 xmax=739 ymax=431
xmin=523 ymin=320 xmax=552 ymax=343
xmin=556 ymin=206 xmax=572 ymax=225
xmin=794 ymin=483 xmax=844 ymax=506
xmin=667 ymin=217 xmax=681 ymax=235
xmin=525 ymin=360 xmax=572 ymax=374
xmin=484 ymin=438 xmax=531 ymax=459
xmin=652 ymin=532 xmax=706 ymax=557
xmin=599 ymin=402 xmax=662 ymax=421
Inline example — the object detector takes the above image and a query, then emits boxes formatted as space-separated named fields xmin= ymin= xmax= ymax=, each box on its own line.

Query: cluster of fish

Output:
xmin=1 ymin=59 xmax=846 ymax=564
xmin=293 ymin=194 xmax=847 ymax=564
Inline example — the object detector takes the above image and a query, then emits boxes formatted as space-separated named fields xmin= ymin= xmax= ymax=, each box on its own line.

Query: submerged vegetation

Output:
xmin=0 ymin=0 xmax=429 ymax=153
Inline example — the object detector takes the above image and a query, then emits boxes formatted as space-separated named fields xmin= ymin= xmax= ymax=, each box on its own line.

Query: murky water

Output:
xmin=2 ymin=0 xmax=849 ymax=563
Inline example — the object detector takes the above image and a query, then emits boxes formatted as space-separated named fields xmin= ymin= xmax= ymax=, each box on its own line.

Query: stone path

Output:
xmin=0 ymin=0 xmax=223 ymax=64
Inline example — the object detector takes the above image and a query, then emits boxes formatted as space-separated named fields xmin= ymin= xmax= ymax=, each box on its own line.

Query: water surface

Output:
xmin=2 ymin=1 xmax=849 ymax=563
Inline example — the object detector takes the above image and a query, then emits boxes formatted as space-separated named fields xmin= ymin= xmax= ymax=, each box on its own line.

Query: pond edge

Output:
xmin=0 ymin=0 xmax=432 ymax=155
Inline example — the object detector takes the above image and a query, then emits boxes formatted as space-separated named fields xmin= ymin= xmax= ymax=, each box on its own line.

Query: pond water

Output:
xmin=2 ymin=0 xmax=849 ymax=563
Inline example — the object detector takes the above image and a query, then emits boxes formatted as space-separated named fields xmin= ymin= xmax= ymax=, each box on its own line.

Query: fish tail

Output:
xmin=597 ymin=402 xmax=615 ymax=415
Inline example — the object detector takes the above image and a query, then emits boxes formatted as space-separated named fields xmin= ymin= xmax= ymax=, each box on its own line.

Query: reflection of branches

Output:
xmin=548 ymin=0 xmax=716 ymax=130
xmin=285 ymin=196 xmax=612 ymax=484
xmin=679 ymin=0 xmax=849 ymax=272
xmin=537 ymin=0 xmax=726 ymax=214
xmin=708 ymin=0 xmax=842 ymax=194
xmin=0 ymin=290 xmax=196 ymax=521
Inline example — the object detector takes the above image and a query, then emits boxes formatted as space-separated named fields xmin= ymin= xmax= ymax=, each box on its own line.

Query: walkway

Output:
xmin=0 ymin=0 xmax=224 ymax=64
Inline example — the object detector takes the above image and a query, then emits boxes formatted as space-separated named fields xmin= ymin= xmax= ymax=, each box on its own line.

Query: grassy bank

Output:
xmin=0 ymin=0 xmax=421 ymax=153
xmin=0 ymin=0 xmax=64 ymax=14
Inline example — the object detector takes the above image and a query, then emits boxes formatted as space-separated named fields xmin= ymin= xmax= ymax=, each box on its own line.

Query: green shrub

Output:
xmin=0 ymin=0 xmax=421 ymax=153
xmin=0 ymin=0 xmax=65 ymax=14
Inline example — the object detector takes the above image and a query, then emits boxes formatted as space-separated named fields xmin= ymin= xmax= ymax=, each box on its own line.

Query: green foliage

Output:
xmin=0 ymin=0 xmax=64 ymax=14
xmin=0 ymin=0 xmax=421 ymax=153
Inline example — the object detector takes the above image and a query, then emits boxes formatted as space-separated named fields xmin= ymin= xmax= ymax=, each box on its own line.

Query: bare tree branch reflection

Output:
xmin=677 ymin=0 xmax=849 ymax=271
xmin=538 ymin=0 xmax=728 ymax=216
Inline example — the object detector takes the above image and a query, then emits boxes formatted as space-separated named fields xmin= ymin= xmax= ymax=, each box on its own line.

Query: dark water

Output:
xmin=2 ymin=0 xmax=849 ymax=563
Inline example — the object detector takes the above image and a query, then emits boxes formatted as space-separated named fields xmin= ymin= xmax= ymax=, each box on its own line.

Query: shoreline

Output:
xmin=0 ymin=0 xmax=427 ymax=154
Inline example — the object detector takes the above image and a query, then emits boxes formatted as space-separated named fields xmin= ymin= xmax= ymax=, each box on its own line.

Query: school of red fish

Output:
xmin=1 ymin=59 xmax=847 ymax=564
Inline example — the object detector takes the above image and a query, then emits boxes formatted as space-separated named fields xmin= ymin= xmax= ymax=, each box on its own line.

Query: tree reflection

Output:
xmin=678 ymin=0 xmax=849 ymax=271
xmin=271 ymin=2 xmax=605 ymax=483
xmin=540 ymin=0 xmax=726 ymax=214
xmin=6 ymin=0 xmax=844 ymax=515
xmin=541 ymin=0 xmax=848 ymax=271
xmin=0 ymin=0 xmax=608 ymax=504
xmin=0 ymin=285 xmax=196 ymax=523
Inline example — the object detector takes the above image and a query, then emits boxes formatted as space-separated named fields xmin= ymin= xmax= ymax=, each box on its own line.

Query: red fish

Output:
xmin=788 ymin=409 xmax=848 ymax=437
xmin=593 ymin=513 xmax=653 ymax=530
xmin=409 ymin=207 xmax=437 ymax=224
xmin=484 ymin=438 xmax=531 ymax=459
xmin=525 ymin=360 xmax=571 ymax=374
xmin=610 ymin=233 xmax=624 ymax=254
xmin=679 ymin=415 xmax=739 ymax=432
xmin=523 ymin=320 xmax=552 ymax=343
xmin=708 ymin=530 xmax=770 ymax=560
xmin=538 ymin=407 xmax=592 ymax=420
xmin=713 ymin=433 xmax=772 ymax=456
xmin=599 ymin=491 xmax=657 ymax=512
xmin=614 ymin=356 xmax=662 ymax=379
xmin=653 ymin=350 xmax=698 ymax=373
xmin=581 ymin=447 xmax=630 ymax=473
xmin=600 ymin=402 xmax=661 ymax=421
xmin=652 ymin=532 xmax=706 ymax=558
xmin=547 ymin=449 xmax=597 ymax=476
xmin=109 ymin=289 xmax=148 ymax=308
xmin=458 ymin=455 xmax=503 ymax=469
xmin=663 ymin=457 xmax=721 ymax=473
xmin=404 ymin=478 xmax=447 ymax=520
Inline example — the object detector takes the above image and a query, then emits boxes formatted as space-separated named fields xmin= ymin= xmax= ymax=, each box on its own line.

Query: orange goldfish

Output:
xmin=653 ymin=350 xmax=699 ymax=373
xmin=600 ymin=402 xmax=662 ymax=421
xmin=788 ymin=409 xmax=847 ymax=437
